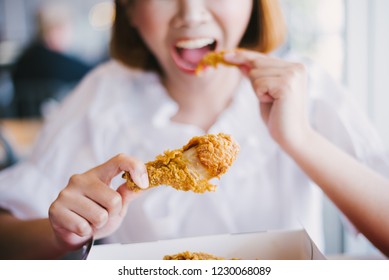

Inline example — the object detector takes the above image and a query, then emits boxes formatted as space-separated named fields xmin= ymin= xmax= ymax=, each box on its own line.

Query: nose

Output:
xmin=172 ymin=0 xmax=211 ymax=28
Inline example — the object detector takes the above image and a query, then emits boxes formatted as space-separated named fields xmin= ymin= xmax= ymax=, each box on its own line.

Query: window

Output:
xmin=282 ymin=0 xmax=389 ymax=257
xmin=282 ymin=0 xmax=345 ymax=82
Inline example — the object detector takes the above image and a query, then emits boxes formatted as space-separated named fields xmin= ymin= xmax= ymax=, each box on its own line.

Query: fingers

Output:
xmin=49 ymin=153 xmax=147 ymax=248
xmin=59 ymin=185 xmax=113 ymax=228
xmin=224 ymin=49 xmax=307 ymax=102
xmin=50 ymin=203 xmax=93 ymax=238
xmin=223 ymin=49 xmax=284 ymax=70
xmin=90 ymin=153 xmax=149 ymax=189
xmin=223 ymin=49 xmax=301 ymax=73
xmin=252 ymin=76 xmax=291 ymax=102
xmin=116 ymin=183 xmax=142 ymax=216
xmin=49 ymin=202 xmax=93 ymax=250
xmin=224 ymin=49 xmax=309 ymax=146
xmin=49 ymin=184 xmax=113 ymax=244
xmin=223 ymin=49 xmax=264 ymax=65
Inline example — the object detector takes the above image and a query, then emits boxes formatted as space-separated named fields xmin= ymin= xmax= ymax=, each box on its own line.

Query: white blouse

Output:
xmin=1 ymin=59 xmax=388 ymax=250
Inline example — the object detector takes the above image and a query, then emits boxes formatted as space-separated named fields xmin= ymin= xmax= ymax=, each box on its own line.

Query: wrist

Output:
xmin=278 ymin=124 xmax=317 ymax=156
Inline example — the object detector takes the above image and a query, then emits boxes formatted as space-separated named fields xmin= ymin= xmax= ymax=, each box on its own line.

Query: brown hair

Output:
xmin=110 ymin=0 xmax=287 ymax=72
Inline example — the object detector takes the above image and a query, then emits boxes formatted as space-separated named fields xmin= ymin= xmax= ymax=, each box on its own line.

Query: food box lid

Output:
xmin=87 ymin=228 xmax=325 ymax=260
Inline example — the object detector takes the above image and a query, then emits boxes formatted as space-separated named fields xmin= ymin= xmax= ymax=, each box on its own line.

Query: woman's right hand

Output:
xmin=48 ymin=154 xmax=149 ymax=251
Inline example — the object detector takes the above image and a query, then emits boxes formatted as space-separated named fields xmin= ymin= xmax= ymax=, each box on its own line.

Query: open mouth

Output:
xmin=171 ymin=38 xmax=217 ymax=74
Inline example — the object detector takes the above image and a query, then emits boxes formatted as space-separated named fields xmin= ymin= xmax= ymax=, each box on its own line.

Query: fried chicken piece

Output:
xmin=163 ymin=251 xmax=226 ymax=260
xmin=122 ymin=133 xmax=240 ymax=193
xmin=195 ymin=50 xmax=238 ymax=75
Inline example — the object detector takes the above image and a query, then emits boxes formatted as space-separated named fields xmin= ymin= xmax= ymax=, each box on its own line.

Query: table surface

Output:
xmin=0 ymin=118 xmax=43 ymax=158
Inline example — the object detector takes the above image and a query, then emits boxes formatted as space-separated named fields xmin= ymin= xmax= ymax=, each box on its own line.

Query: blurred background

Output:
xmin=0 ymin=0 xmax=388 ymax=257
xmin=0 ymin=0 xmax=112 ymax=119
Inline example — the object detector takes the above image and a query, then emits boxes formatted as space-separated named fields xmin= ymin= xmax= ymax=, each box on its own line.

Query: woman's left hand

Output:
xmin=224 ymin=49 xmax=311 ymax=149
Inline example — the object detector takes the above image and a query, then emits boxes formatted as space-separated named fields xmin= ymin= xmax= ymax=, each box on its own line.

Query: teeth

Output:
xmin=176 ymin=38 xmax=215 ymax=49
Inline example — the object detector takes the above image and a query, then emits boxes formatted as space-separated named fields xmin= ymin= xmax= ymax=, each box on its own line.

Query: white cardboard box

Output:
xmin=87 ymin=229 xmax=325 ymax=260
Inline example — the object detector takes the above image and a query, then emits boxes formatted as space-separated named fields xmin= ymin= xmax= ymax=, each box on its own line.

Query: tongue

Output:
xmin=179 ymin=46 xmax=210 ymax=65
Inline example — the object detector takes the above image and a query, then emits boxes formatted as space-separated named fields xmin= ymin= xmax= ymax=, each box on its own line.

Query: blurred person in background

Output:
xmin=10 ymin=1 xmax=92 ymax=118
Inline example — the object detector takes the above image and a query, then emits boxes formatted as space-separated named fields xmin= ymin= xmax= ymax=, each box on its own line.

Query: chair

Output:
xmin=0 ymin=71 xmax=15 ymax=118
xmin=0 ymin=130 xmax=18 ymax=170
xmin=11 ymin=79 xmax=74 ymax=118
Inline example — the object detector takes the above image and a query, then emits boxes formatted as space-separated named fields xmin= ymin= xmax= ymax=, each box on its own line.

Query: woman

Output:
xmin=0 ymin=0 xmax=388 ymax=259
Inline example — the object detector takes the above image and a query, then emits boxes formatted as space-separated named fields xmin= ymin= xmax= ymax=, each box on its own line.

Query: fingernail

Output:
xmin=139 ymin=173 xmax=149 ymax=189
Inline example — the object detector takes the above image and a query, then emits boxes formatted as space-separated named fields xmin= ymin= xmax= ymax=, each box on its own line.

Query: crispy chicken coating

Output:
xmin=163 ymin=251 xmax=226 ymax=260
xmin=195 ymin=50 xmax=238 ymax=75
xmin=122 ymin=133 xmax=240 ymax=193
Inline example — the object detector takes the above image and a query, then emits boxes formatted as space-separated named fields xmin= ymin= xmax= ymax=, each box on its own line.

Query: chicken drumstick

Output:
xmin=122 ymin=133 xmax=240 ymax=193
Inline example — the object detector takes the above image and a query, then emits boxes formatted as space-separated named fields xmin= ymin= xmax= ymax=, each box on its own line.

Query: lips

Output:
xmin=171 ymin=38 xmax=217 ymax=74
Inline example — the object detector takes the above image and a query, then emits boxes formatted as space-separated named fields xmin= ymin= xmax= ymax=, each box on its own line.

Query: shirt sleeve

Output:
xmin=0 ymin=161 xmax=58 ymax=218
